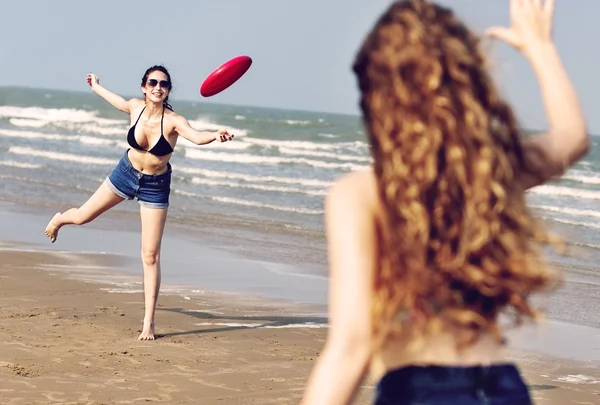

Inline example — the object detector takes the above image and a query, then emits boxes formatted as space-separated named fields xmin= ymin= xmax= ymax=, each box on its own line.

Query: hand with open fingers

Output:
xmin=215 ymin=129 xmax=234 ymax=142
xmin=486 ymin=0 xmax=555 ymax=56
xmin=86 ymin=73 xmax=99 ymax=88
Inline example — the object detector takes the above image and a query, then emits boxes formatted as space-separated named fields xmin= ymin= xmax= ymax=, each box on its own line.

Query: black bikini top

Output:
xmin=127 ymin=107 xmax=174 ymax=157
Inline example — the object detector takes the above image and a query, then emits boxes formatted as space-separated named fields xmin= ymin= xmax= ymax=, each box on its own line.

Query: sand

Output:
xmin=1 ymin=245 xmax=599 ymax=404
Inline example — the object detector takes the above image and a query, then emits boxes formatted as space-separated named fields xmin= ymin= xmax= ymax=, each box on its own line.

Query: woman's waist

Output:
xmin=125 ymin=149 xmax=171 ymax=176
xmin=369 ymin=332 xmax=506 ymax=381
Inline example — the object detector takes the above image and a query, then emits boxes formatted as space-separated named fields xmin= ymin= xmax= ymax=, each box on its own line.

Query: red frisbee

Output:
xmin=200 ymin=55 xmax=252 ymax=97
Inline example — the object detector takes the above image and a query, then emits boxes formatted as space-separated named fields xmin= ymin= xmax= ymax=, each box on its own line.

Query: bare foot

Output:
xmin=138 ymin=320 xmax=155 ymax=341
xmin=44 ymin=212 xmax=62 ymax=243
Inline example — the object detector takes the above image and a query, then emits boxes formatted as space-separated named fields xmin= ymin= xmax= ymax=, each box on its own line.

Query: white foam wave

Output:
xmin=543 ymin=217 xmax=600 ymax=230
xmin=187 ymin=118 xmax=248 ymax=137
xmin=177 ymin=167 xmax=332 ymax=188
xmin=9 ymin=118 xmax=49 ymax=128
xmin=562 ymin=172 xmax=600 ymax=185
xmin=0 ymin=106 xmax=124 ymax=125
xmin=318 ymin=133 xmax=339 ymax=139
xmin=211 ymin=196 xmax=322 ymax=215
xmin=184 ymin=149 xmax=365 ymax=171
xmin=0 ymin=128 xmax=123 ymax=149
xmin=235 ymin=115 xmax=246 ymax=120
xmin=75 ymin=124 xmax=126 ymax=136
xmin=0 ymin=160 xmax=41 ymax=169
xmin=242 ymin=137 xmax=368 ymax=152
xmin=533 ymin=205 xmax=600 ymax=219
xmin=78 ymin=136 xmax=117 ymax=147
xmin=190 ymin=177 xmax=326 ymax=196
xmin=178 ymin=137 xmax=251 ymax=150
xmin=0 ymin=128 xmax=76 ymax=141
xmin=530 ymin=185 xmax=600 ymax=201
xmin=278 ymin=146 xmax=370 ymax=162
xmin=554 ymin=374 xmax=600 ymax=384
xmin=8 ymin=146 xmax=116 ymax=166
xmin=172 ymin=189 xmax=323 ymax=215
xmin=283 ymin=119 xmax=311 ymax=126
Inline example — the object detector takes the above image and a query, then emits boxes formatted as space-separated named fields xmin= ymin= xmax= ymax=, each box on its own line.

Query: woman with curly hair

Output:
xmin=302 ymin=0 xmax=588 ymax=404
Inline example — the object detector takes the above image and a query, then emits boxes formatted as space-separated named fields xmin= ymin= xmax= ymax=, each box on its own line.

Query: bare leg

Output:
xmin=44 ymin=180 xmax=125 ymax=243
xmin=137 ymin=205 xmax=168 ymax=341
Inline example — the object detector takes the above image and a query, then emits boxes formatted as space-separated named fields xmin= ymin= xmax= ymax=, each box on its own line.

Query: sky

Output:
xmin=2 ymin=0 xmax=599 ymax=133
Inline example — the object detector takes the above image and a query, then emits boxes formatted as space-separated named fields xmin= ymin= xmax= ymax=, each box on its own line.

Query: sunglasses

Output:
xmin=147 ymin=79 xmax=171 ymax=89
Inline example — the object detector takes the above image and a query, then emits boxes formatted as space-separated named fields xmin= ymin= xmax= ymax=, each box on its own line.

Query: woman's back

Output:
xmin=335 ymin=169 xmax=507 ymax=379
xmin=301 ymin=1 xmax=589 ymax=404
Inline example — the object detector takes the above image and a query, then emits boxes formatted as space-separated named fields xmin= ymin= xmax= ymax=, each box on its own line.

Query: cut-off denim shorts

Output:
xmin=106 ymin=149 xmax=171 ymax=209
xmin=375 ymin=364 xmax=532 ymax=405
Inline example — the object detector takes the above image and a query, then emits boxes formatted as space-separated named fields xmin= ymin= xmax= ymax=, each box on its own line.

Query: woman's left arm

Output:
xmin=301 ymin=170 xmax=377 ymax=405
xmin=173 ymin=114 xmax=233 ymax=145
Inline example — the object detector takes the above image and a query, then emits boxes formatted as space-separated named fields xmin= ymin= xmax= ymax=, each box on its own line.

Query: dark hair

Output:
xmin=141 ymin=65 xmax=174 ymax=110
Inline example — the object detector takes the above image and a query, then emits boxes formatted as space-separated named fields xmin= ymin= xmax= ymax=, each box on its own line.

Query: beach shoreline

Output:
xmin=1 ymin=243 xmax=599 ymax=404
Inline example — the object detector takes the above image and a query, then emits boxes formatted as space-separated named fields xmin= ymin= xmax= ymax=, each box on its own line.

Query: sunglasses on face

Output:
xmin=147 ymin=79 xmax=170 ymax=89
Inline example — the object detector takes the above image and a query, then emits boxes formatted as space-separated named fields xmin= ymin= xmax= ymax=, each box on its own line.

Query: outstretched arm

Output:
xmin=487 ymin=0 xmax=589 ymax=189
xmin=173 ymin=114 xmax=234 ymax=145
xmin=301 ymin=170 xmax=376 ymax=405
xmin=519 ymin=43 xmax=589 ymax=188
xmin=87 ymin=73 xmax=132 ymax=113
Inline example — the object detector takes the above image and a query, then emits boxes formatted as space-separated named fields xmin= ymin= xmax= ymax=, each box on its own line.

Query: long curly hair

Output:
xmin=352 ymin=0 xmax=561 ymax=349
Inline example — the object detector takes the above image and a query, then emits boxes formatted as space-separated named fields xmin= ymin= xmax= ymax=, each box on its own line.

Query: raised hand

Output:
xmin=86 ymin=73 xmax=99 ymax=88
xmin=486 ymin=0 xmax=555 ymax=58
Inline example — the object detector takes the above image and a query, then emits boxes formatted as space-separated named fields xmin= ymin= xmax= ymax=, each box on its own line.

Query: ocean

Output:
xmin=0 ymin=86 xmax=599 ymax=318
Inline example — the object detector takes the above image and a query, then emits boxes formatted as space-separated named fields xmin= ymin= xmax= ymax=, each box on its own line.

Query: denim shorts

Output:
xmin=375 ymin=364 xmax=531 ymax=405
xmin=106 ymin=150 xmax=171 ymax=209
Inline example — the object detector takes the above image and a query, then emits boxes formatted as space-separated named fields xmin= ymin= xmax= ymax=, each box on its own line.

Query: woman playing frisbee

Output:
xmin=45 ymin=65 xmax=234 ymax=340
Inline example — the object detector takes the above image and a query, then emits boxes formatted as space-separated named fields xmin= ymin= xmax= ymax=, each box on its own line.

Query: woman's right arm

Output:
xmin=487 ymin=0 xmax=590 ymax=189
xmin=87 ymin=73 xmax=132 ymax=113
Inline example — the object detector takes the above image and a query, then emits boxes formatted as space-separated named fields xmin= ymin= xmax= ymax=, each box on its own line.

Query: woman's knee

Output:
xmin=141 ymin=248 xmax=160 ymax=266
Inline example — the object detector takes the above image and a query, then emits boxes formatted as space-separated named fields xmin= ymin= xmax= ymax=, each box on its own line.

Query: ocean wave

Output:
xmin=78 ymin=136 xmax=119 ymax=147
xmin=0 ymin=128 xmax=127 ymax=149
xmin=71 ymin=123 xmax=126 ymax=136
xmin=542 ymin=216 xmax=600 ymax=230
xmin=211 ymin=196 xmax=323 ymax=215
xmin=8 ymin=118 xmax=49 ymax=128
xmin=173 ymin=189 xmax=323 ymax=215
xmin=190 ymin=177 xmax=326 ymax=196
xmin=184 ymin=149 xmax=366 ymax=171
xmin=530 ymin=185 xmax=600 ymax=201
xmin=282 ymin=119 xmax=312 ymax=126
xmin=533 ymin=205 xmax=600 ymax=220
xmin=0 ymin=128 xmax=77 ymax=141
xmin=0 ymin=160 xmax=41 ymax=169
xmin=178 ymin=137 xmax=251 ymax=151
xmin=241 ymin=137 xmax=368 ymax=152
xmin=277 ymin=146 xmax=370 ymax=162
xmin=177 ymin=167 xmax=331 ymax=188
xmin=562 ymin=171 xmax=600 ymax=185
xmin=187 ymin=118 xmax=249 ymax=137
xmin=0 ymin=106 xmax=125 ymax=125
xmin=8 ymin=146 xmax=116 ymax=166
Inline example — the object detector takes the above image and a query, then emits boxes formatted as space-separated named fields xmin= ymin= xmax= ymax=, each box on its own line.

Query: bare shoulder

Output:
xmin=128 ymin=98 xmax=144 ymax=108
xmin=163 ymin=108 xmax=184 ymax=122
xmin=326 ymin=168 xmax=378 ymax=212
xmin=127 ymin=98 xmax=145 ymax=115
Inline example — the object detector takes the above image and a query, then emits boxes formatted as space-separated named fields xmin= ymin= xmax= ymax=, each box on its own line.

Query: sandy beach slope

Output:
xmin=1 ymin=245 xmax=598 ymax=404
